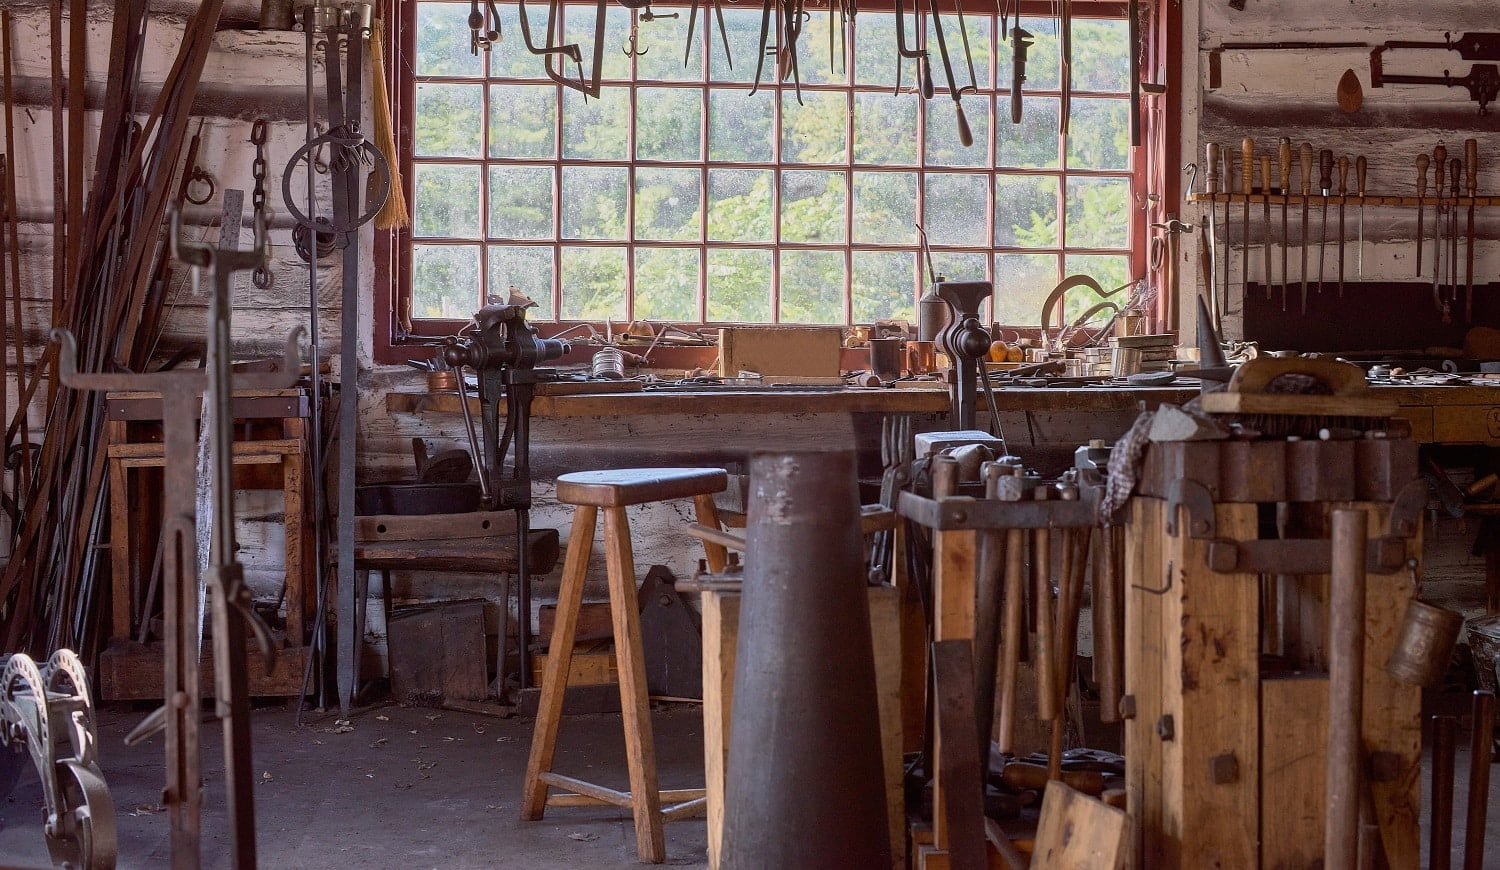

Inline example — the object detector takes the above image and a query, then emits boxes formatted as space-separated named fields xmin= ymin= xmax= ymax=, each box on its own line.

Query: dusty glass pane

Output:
xmin=925 ymin=96 xmax=990 ymax=167
xmin=708 ymin=169 xmax=773 ymax=241
xmin=708 ymin=88 xmax=773 ymax=162
xmin=1065 ymin=177 xmax=1131 ymax=248
xmin=414 ymin=164 xmax=482 ymax=238
xmin=489 ymin=84 xmax=556 ymax=159
xmin=488 ymin=4 xmax=543 ymax=78
xmin=795 ymin=11 xmax=847 ymax=85
xmin=634 ymin=11 xmax=699 ymax=81
xmin=925 ymin=12 xmax=993 ymax=91
xmin=635 ymin=167 xmax=702 ymax=241
xmin=1066 ymin=99 xmax=1129 ymax=170
xmin=634 ymin=248 xmax=699 ymax=321
xmin=561 ymin=86 xmax=629 ymax=160
xmin=1063 ymin=254 xmax=1132 ymax=307
xmin=488 ymin=165 xmax=553 ymax=240
xmin=852 ymin=172 xmax=916 ymax=245
xmin=993 ymin=252 xmax=1057 ymax=323
xmin=412 ymin=244 xmax=480 ymax=319
xmin=414 ymin=83 xmax=482 ymax=157
xmin=996 ymin=16 xmax=1059 ymax=92
xmin=782 ymin=91 xmax=848 ymax=164
xmin=709 ymin=8 xmax=762 ymax=83
xmin=996 ymin=96 xmax=1060 ymax=168
xmin=707 ymin=248 xmax=772 ymax=321
xmin=852 ymin=251 xmax=916 ymax=323
xmin=995 ymin=175 xmax=1058 ymax=247
xmin=780 ymin=250 xmax=845 ymax=323
xmin=560 ymin=166 xmax=627 ymax=239
xmin=560 ymin=246 xmax=628 ymax=319
xmin=930 ymin=251 xmax=988 ymax=284
xmin=487 ymin=246 xmax=555 ymax=317
xmin=853 ymin=92 xmax=917 ymax=165
xmin=1072 ymin=19 xmax=1130 ymax=92
xmin=923 ymin=173 xmax=987 ymax=246
xmin=562 ymin=3 xmax=632 ymax=82
xmin=637 ymin=87 xmax=703 ymax=162
xmin=854 ymin=12 xmax=898 ymax=87
xmin=780 ymin=170 xmax=846 ymax=243
xmin=415 ymin=2 xmax=485 ymax=77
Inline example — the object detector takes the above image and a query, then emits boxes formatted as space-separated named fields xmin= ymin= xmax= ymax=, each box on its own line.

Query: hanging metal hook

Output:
xmin=624 ymin=21 xmax=647 ymax=56
xmin=1183 ymin=162 xmax=1199 ymax=200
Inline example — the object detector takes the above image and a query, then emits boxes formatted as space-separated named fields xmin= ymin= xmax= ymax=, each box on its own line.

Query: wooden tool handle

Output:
xmin=1466 ymin=138 xmax=1478 ymax=196
xmin=1356 ymin=155 xmax=1368 ymax=197
xmin=1278 ymin=137 xmax=1292 ymax=194
xmin=1205 ymin=143 xmax=1220 ymax=195
xmin=1260 ymin=155 xmax=1271 ymax=195
xmin=1417 ymin=153 xmax=1430 ymax=197
xmin=999 ymin=762 xmax=1106 ymax=796
xmin=1337 ymin=155 xmax=1349 ymax=195
xmin=1241 ymin=138 xmax=1255 ymax=195
xmin=1434 ymin=144 xmax=1448 ymax=180
xmin=1319 ymin=149 xmax=1334 ymax=193
xmin=1300 ymin=142 xmax=1314 ymax=195
xmin=1451 ymin=157 xmax=1462 ymax=196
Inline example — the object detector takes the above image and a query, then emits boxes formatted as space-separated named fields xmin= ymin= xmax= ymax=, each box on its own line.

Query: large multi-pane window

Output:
xmin=405 ymin=1 xmax=1138 ymax=326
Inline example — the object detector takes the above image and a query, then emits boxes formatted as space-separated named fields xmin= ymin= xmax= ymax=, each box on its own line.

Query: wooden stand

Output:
xmin=1124 ymin=439 xmax=1424 ymax=869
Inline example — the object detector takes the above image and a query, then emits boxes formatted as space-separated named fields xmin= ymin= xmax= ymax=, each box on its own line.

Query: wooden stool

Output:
xmin=521 ymin=467 xmax=729 ymax=863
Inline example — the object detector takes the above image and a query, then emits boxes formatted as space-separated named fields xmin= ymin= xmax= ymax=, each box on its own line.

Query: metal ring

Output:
xmin=184 ymin=168 xmax=216 ymax=205
xmin=279 ymin=133 xmax=391 ymax=235
xmin=252 ymin=266 xmax=273 ymax=289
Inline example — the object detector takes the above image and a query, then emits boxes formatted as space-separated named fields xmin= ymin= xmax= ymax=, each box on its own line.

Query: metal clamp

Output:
xmin=1165 ymin=477 xmax=1216 ymax=538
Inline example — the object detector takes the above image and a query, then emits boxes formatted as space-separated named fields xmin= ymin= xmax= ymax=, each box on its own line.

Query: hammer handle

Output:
xmin=1300 ymin=143 xmax=1314 ymax=196
xmin=1319 ymin=149 xmax=1334 ymax=194
xmin=1205 ymin=142 xmax=1220 ymax=195
xmin=1337 ymin=155 xmax=1349 ymax=196
xmin=1278 ymin=138 xmax=1292 ymax=194
xmin=1241 ymin=138 xmax=1255 ymax=195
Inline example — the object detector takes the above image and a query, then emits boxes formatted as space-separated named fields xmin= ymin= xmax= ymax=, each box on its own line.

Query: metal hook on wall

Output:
xmin=624 ymin=21 xmax=647 ymax=56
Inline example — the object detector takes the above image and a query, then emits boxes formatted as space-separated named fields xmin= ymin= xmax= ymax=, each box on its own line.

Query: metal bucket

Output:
xmin=1385 ymin=598 xmax=1465 ymax=687
xmin=1467 ymin=613 xmax=1500 ymax=693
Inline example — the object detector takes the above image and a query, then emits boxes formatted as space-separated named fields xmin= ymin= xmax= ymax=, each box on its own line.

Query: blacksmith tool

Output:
xmin=1260 ymin=153 xmax=1272 ymax=298
xmin=1336 ymin=154 xmax=1348 ymax=296
xmin=1318 ymin=148 xmax=1333 ymax=294
xmin=1465 ymin=138 xmax=1478 ymax=320
xmin=1278 ymin=138 xmax=1292 ymax=308
xmin=684 ymin=0 xmax=733 ymax=69
xmin=1464 ymin=690 xmax=1494 ymax=870
xmin=1450 ymin=157 xmax=1462 ymax=313
xmin=1299 ymin=142 xmax=1313 ymax=311
xmin=928 ymin=0 xmax=974 ymax=147
xmin=1059 ymin=0 xmax=1072 ymax=134
xmin=1432 ymin=714 xmax=1457 ymax=870
xmin=1241 ymin=138 xmax=1254 ymax=300
xmin=1356 ymin=155 xmax=1367 ymax=278
xmin=1417 ymin=152 xmax=1430 ymax=277
xmin=1010 ymin=25 xmax=1033 ymax=123
xmin=895 ymin=0 xmax=933 ymax=99
xmin=1433 ymin=143 xmax=1448 ymax=320
xmin=1204 ymin=143 xmax=1220 ymax=321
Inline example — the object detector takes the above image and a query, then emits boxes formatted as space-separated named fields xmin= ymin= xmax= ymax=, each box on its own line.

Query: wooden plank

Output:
xmin=931 ymin=524 xmax=979 ymax=853
xmin=1260 ymin=673 xmax=1330 ymax=870
xmin=108 ymin=438 xmax=301 ymax=459
xmin=701 ymin=589 xmax=739 ymax=870
xmin=355 ymin=511 xmax=517 ymax=543
xmin=388 ymin=600 xmax=489 ymax=702
xmin=932 ymin=639 xmax=987 ymax=870
xmin=718 ymin=326 xmax=843 ymax=378
xmin=1431 ymin=404 xmax=1500 ymax=446
xmin=107 ymin=420 xmax=131 ymax=642
xmin=530 ymin=650 xmax=618 ymax=686
xmin=868 ymin=584 xmax=906 ymax=870
xmin=1032 ymin=781 xmax=1128 ymax=870
xmin=1124 ymin=497 xmax=1166 ymax=869
xmin=98 ymin=638 xmax=309 ymax=699
xmin=384 ymin=387 xmax=952 ymax=417
xmin=1199 ymin=391 xmax=1398 ymax=417
xmin=539 ymin=602 xmax=615 ymax=644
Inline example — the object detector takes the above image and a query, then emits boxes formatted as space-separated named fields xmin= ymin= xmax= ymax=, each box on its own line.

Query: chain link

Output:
xmin=250 ymin=119 xmax=272 ymax=289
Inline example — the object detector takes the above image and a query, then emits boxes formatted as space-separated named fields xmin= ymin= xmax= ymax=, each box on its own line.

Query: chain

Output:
xmin=250 ymin=119 xmax=272 ymax=289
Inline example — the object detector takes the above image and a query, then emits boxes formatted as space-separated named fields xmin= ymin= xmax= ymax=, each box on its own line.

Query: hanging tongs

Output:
xmin=928 ymin=0 xmax=977 ymax=146
xmin=750 ymin=0 xmax=806 ymax=103
xmin=516 ymin=0 xmax=604 ymax=98
xmin=1010 ymin=24 xmax=1034 ymax=123
xmin=685 ymin=0 xmax=734 ymax=70
xmin=468 ymin=0 xmax=504 ymax=54
xmin=894 ymin=0 xmax=933 ymax=99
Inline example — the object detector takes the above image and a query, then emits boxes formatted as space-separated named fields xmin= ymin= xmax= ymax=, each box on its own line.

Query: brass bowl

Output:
xmin=427 ymin=370 xmax=459 ymax=393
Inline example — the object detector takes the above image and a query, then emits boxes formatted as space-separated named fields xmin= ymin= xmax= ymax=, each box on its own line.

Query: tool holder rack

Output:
xmin=1123 ymin=436 xmax=1425 ymax=869
xmin=896 ymin=479 xmax=1111 ymax=869
xmin=1190 ymin=193 xmax=1500 ymax=207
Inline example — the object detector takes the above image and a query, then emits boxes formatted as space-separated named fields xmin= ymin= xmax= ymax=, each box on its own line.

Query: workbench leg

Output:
xmin=284 ymin=449 xmax=306 ymax=645
xmin=692 ymin=494 xmax=728 ymax=574
xmin=701 ymin=590 xmax=739 ymax=870
xmin=930 ymin=527 xmax=978 ymax=855
xmin=108 ymin=449 xmax=131 ymax=641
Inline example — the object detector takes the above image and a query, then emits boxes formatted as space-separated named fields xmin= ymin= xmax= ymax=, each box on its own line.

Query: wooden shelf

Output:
xmin=1189 ymin=193 xmax=1500 ymax=207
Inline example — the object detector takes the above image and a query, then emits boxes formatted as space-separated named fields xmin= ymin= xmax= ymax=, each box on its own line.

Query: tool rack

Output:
xmin=1123 ymin=436 xmax=1424 ymax=868
xmin=1190 ymin=193 xmax=1500 ymax=207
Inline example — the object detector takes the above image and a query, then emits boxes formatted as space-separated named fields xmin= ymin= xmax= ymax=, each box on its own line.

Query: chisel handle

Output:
xmin=1278 ymin=138 xmax=1292 ymax=195
xmin=1337 ymin=155 xmax=1349 ymax=196
xmin=1434 ymin=143 xmax=1448 ymax=194
xmin=1205 ymin=142 xmax=1220 ymax=195
xmin=1241 ymin=138 xmax=1255 ymax=195
xmin=1466 ymin=137 xmax=1478 ymax=196
xmin=1356 ymin=155 xmax=1367 ymax=198
xmin=1300 ymin=142 xmax=1314 ymax=196
xmin=1417 ymin=153 xmax=1430 ymax=198
xmin=1319 ymin=149 xmax=1334 ymax=194
xmin=1260 ymin=155 xmax=1271 ymax=196
xmin=1451 ymin=157 xmax=1462 ymax=198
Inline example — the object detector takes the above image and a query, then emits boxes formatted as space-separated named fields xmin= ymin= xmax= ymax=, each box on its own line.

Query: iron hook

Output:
xmin=624 ymin=22 xmax=647 ymax=56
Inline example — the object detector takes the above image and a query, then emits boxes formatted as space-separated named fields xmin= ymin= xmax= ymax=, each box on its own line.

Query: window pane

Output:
xmin=796 ymin=11 xmax=846 ymax=85
xmin=636 ymin=167 xmax=702 ymax=241
xmin=780 ymin=250 xmax=845 ymax=323
xmin=1073 ymin=20 xmax=1130 ymax=92
xmin=993 ymin=252 xmax=1057 ymax=323
xmin=560 ymin=246 xmax=627 ymax=319
xmin=488 ymin=246 xmax=555 ymax=318
xmin=563 ymin=4 xmax=632 ymax=82
xmin=853 ymin=92 xmax=916 ymax=165
xmin=562 ymin=86 xmax=629 ymax=160
xmin=852 ymin=171 xmax=915 ymax=245
xmin=925 ymin=98 xmax=990 ymax=167
xmin=1065 ymin=177 xmax=1131 ymax=248
xmin=782 ymin=91 xmax=848 ymax=164
xmin=560 ymin=166 xmax=627 ymax=239
xmin=852 ymin=251 xmax=915 ymax=323
xmin=927 ymin=13 xmax=993 ymax=90
xmin=634 ymin=248 xmax=699 ymax=321
xmin=488 ymin=3 xmax=541 ymax=78
xmin=923 ymin=173 xmax=987 ymax=246
xmin=414 ymin=83 xmax=482 ymax=157
xmin=414 ymin=164 xmax=482 ymax=238
xmin=996 ymin=97 xmax=1060 ymax=168
xmin=997 ymin=16 xmax=1059 ymax=91
xmin=637 ymin=87 xmax=703 ymax=162
xmin=707 ymin=248 xmax=772 ymax=321
xmin=1066 ymin=99 xmax=1129 ymax=170
xmin=854 ymin=12 xmax=899 ymax=87
xmin=708 ymin=88 xmax=773 ymax=162
xmin=415 ymin=3 xmax=485 ymax=77
xmin=412 ymin=244 xmax=480 ymax=318
xmin=709 ymin=8 xmax=761 ymax=83
xmin=488 ymin=165 xmax=553 ymax=239
xmin=995 ymin=175 xmax=1058 ymax=247
xmin=780 ymin=171 xmax=847 ymax=243
xmin=634 ymin=12 xmax=698 ymax=82
xmin=708 ymin=168 xmax=773 ymax=242
xmin=1063 ymin=254 xmax=1132 ymax=302
xmin=931 ymin=251 xmax=988 ymax=284
xmin=489 ymin=84 xmax=556 ymax=159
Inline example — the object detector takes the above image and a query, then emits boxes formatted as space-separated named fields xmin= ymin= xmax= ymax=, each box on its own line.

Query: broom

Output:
xmin=369 ymin=16 xmax=408 ymax=230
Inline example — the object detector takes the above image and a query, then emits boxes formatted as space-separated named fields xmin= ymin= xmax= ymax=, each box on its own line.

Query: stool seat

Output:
xmin=556 ymin=467 xmax=728 ymax=507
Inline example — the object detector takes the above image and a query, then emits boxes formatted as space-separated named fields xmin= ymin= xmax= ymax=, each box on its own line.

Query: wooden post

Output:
xmin=1326 ymin=508 xmax=1367 ymax=870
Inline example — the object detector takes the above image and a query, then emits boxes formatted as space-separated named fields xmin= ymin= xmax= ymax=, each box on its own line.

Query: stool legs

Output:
xmin=521 ymin=504 xmax=597 ymax=822
xmin=692 ymin=494 xmax=728 ymax=574
xmin=603 ymin=505 xmax=666 ymax=862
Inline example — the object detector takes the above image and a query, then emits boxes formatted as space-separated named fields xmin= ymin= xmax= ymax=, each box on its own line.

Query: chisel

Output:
xmin=1433 ymin=144 xmax=1447 ymax=318
xmin=1278 ymin=138 xmax=1292 ymax=309
xmin=1318 ymin=148 xmax=1333 ymax=294
xmin=1299 ymin=143 xmax=1313 ymax=312
xmin=1241 ymin=138 xmax=1254 ymax=300
xmin=1356 ymin=155 xmax=1367 ymax=278
xmin=1466 ymin=138 xmax=1478 ymax=322
xmin=1261 ymin=153 xmax=1273 ymax=299
xmin=1416 ymin=152 xmax=1430 ymax=278
xmin=1205 ymin=142 xmax=1221 ymax=322
xmin=1450 ymin=157 xmax=1461 ymax=312
xmin=1336 ymin=155 xmax=1349 ymax=297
